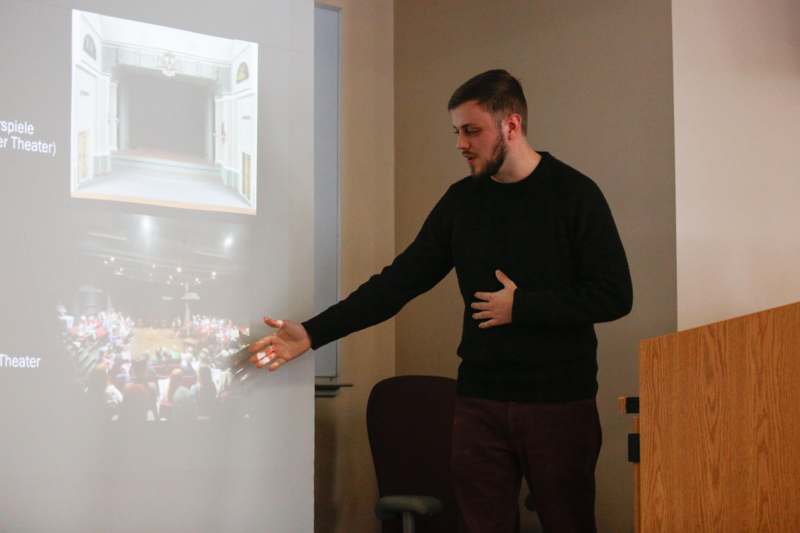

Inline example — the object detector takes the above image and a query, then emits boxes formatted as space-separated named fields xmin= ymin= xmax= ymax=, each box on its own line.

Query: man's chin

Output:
xmin=470 ymin=168 xmax=492 ymax=180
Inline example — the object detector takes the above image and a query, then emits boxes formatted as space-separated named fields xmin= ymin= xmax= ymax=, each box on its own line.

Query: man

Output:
xmin=249 ymin=69 xmax=632 ymax=532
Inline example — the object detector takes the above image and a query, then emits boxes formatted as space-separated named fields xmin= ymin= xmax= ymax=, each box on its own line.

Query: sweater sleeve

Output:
xmin=302 ymin=188 xmax=455 ymax=350
xmin=511 ymin=179 xmax=633 ymax=327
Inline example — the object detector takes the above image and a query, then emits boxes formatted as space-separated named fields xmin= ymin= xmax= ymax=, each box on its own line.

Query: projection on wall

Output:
xmin=58 ymin=210 xmax=254 ymax=422
xmin=0 ymin=1 xmax=313 ymax=531
xmin=70 ymin=10 xmax=259 ymax=214
xmin=50 ymin=11 xmax=261 ymax=423
xmin=0 ymin=7 xmax=270 ymax=426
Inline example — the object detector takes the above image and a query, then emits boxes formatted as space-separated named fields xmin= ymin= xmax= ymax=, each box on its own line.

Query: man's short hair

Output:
xmin=448 ymin=69 xmax=528 ymax=134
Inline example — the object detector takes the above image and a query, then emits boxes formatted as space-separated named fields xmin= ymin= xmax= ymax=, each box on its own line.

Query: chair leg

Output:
xmin=402 ymin=511 xmax=415 ymax=533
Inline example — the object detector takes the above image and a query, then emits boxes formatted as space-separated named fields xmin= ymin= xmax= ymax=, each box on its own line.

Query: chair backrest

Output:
xmin=367 ymin=375 xmax=458 ymax=533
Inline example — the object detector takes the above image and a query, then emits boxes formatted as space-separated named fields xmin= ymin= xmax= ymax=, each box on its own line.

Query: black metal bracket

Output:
xmin=627 ymin=433 xmax=640 ymax=463
xmin=315 ymin=381 xmax=353 ymax=397
xmin=625 ymin=396 xmax=639 ymax=414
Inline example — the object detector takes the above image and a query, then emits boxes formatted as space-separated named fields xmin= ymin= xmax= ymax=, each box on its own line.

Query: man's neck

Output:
xmin=491 ymin=146 xmax=541 ymax=184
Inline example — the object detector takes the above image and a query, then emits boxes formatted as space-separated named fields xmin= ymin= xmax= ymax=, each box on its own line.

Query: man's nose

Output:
xmin=456 ymin=133 xmax=469 ymax=151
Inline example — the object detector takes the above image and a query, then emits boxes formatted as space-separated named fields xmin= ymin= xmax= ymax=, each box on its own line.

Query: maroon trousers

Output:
xmin=451 ymin=396 xmax=602 ymax=533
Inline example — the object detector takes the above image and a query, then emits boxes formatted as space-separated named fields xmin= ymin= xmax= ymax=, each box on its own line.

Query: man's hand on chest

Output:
xmin=471 ymin=270 xmax=518 ymax=329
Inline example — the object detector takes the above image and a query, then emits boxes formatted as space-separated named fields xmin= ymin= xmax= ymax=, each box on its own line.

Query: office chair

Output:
xmin=366 ymin=375 xmax=458 ymax=533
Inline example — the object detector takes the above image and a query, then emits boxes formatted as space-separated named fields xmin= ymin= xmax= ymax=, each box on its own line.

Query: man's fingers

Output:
xmin=470 ymin=301 xmax=490 ymax=310
xmin=495 ymin=269 xmax=516 ymax=289
xmin=248 ymin=335 xmax=275 ymax=353
xmin=478 ymin=319 xmax=499 ymax=329
xmin=263 ymin=316 xmax=284 ymax=329
xmin=260 ymin=352 xmax=273 ymax=368
xmin=474 ymin=291 xmax=494 ymax=302
xmin=268 ymin=357 xmax=287 ymax=371
xmin=472 ymin=311 xmax=492 ymax=320
xmin=250 ymin=347 xmax=277 ymax=367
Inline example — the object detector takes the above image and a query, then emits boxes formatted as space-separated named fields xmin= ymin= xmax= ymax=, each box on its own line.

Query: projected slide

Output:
xmin=1 ymin=1 xmax=313 ymax=531
xmin=70 ymin=10 xmax=259 ymax=214
xmin=57 ymin=211 xmax=253 ymax=422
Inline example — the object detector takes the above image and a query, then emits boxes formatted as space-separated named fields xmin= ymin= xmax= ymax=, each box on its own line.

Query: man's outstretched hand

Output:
xmin=248 ymin=317 xmax=312 ymax=372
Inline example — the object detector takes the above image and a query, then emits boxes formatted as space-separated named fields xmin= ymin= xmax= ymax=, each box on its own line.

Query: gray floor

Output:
xmin=74 ymin=156 xmax=253 ymax=213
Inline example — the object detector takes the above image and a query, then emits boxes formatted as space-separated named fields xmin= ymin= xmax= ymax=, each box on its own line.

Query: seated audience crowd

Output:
xmin=61 ymin=308 xmax=248 ymax=422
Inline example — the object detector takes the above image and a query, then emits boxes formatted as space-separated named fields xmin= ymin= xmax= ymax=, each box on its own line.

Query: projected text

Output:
xmin=0 ymin=118 xmax=57 ymax=156
xmin=0 ymin=353 xmax=42 ymax=369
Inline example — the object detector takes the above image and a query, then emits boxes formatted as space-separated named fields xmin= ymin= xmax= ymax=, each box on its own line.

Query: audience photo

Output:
xmin=61 ymin=306 xmax=250 ymax=423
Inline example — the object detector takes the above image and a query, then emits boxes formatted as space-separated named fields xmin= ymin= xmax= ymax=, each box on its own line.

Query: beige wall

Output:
xmin=673 ymin=0 xmax=800 ymax=330
xmin=314 ymin=1 xmax=394 ymax=533
xmin=316 ymin=1 xmax=800 ymax=530
xmin=394 ymin=1 xmax=676 ymax=532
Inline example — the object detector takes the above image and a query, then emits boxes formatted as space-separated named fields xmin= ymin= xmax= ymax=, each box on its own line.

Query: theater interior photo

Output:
xmin=70 ymin=10 xmax=259 ymax=214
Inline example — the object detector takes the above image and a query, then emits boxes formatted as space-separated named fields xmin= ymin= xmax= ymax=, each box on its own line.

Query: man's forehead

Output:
xmin=450 ymin=101 xmax=495 ymax=127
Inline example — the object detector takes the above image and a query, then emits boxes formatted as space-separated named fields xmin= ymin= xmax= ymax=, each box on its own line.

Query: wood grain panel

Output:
xmin=640 ymin=302 xmax=800 ymax=532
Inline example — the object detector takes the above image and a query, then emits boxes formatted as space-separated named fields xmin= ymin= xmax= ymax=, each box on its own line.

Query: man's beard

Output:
xmin=471 ymin=134 xmax=507 ymax=180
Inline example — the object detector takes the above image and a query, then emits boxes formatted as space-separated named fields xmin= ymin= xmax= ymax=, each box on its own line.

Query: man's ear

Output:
xmin=505 ymin=113 xmax=524 ymax=141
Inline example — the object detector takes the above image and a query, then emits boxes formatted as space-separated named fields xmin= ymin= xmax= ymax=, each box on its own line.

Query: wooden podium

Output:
xmin=633 ymin=302 xmax=800 ymax=532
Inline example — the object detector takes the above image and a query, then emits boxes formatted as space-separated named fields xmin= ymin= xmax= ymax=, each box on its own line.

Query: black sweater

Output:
xmin=303 ymin=152 xmax=633 ymax=402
